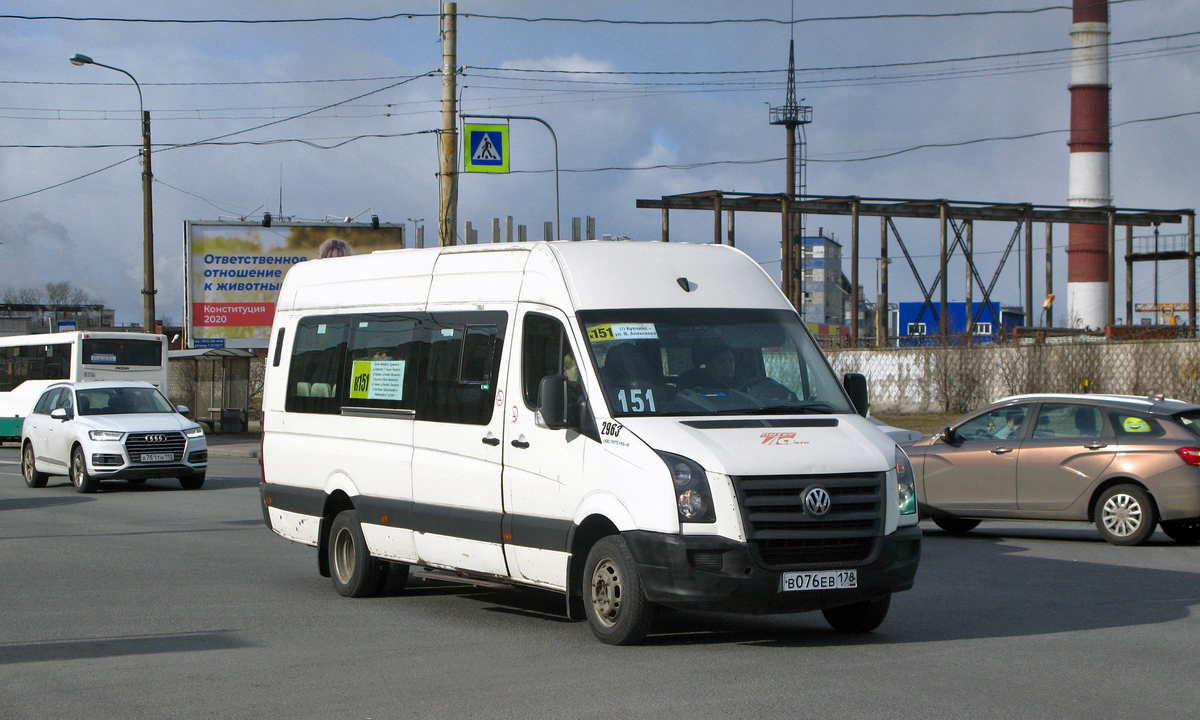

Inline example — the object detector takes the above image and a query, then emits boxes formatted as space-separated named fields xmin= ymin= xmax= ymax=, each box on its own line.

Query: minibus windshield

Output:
xmin=578 ymin=308 xmax=854 ymax=417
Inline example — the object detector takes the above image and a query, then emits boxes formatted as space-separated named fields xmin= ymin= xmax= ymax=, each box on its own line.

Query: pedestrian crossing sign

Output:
xmin=464 ymin=124 xmax=509 ymax=173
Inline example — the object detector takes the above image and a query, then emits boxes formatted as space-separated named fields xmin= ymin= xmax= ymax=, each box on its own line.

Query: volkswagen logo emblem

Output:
xmin=145 ymin=434 xmax=167 ymax=443
xmin=802 ymin=486 xmax=832 ymax=518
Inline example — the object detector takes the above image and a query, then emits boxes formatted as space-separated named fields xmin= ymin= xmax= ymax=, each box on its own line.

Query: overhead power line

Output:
xmin=464 ymin=30 xmax=1200 ymax=77
xmin=0 ymin=71 xmax=437 ymax=203
xmin=0 ymin=1 xmax=1145 ymax=26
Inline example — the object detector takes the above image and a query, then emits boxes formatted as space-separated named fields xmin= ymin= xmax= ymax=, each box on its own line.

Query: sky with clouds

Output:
xmin=1 ymin=0 xmax=1197 ymax=328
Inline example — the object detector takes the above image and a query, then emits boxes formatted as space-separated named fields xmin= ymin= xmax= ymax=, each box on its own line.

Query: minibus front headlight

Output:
xmin=656 ymin=451 xmax=716 ymax=523
xmin=896 ymin=446 xmax=917 ymax=515
xmin=88 ymin=430 xmax=124 ymax=442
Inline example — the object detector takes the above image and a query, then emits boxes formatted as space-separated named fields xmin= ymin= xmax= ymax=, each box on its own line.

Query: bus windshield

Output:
xmin=578 ymin=308 xmax=853 ymax=417
xmin=81 ymin=338 xmax=163 ymax=367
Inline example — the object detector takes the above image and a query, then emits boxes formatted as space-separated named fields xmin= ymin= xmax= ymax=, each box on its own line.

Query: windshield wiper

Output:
xmin=698 ymin=402 xmax=837 ymax=416
xmin=753 ymin=402 xmax=837 ymax=415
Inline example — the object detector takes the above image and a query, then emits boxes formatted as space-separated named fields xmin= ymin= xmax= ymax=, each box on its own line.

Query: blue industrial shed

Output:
xmin=897 ymin=301 xmax=1024 ymax=344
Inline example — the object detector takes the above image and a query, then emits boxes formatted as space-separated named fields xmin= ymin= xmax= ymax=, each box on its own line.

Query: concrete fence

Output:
xmin=827 ymin=338 xmax=1200 ymax=414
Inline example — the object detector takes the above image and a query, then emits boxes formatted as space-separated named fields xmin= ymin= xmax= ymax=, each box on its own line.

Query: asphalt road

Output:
xmin=2 ymin=446 xmax=1198 ymax=720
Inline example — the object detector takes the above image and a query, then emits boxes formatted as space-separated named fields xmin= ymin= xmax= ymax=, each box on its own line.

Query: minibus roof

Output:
xmin=275 ymin=240 xmax=792 ymax=313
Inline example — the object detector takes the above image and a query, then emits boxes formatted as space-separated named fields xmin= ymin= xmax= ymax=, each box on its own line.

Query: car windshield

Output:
xmin=1176 ymin=411 xmax=1200 ymax=439
xmin=77 ymin=387 xmax=175 ymax=416
xmin=578 ymin=308 xmax=853 ymax=417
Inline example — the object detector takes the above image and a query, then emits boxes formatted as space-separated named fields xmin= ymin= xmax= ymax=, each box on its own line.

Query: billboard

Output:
xmin=184 ymin=221 xmax=407 ymax=349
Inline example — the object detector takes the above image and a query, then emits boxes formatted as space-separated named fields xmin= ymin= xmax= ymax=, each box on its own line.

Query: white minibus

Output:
xmin=0 ymin=331 xmax=169 ymax=443
xmin=259 ymin=241 xmax=920 ymax=644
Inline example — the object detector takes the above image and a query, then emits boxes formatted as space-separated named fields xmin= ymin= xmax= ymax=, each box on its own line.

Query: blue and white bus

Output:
xmin=0 ymin=331 xmax=169 ymax=442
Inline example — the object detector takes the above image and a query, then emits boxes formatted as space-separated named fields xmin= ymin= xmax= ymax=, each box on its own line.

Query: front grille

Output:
xmin=732 ymin=471 xmax=885 ymax=567
xmin=124 ymin=432 xmax=186 ymax=465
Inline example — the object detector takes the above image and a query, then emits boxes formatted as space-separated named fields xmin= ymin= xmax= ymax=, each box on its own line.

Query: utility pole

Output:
xmin=438 ymin=2 xmax=458 ymax=246
xmin=141 ymin=109 xmax=156 ymax=332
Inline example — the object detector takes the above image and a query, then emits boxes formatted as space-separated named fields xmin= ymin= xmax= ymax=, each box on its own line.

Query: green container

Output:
xmin=0 ymin=416 xmax=24 ymax=441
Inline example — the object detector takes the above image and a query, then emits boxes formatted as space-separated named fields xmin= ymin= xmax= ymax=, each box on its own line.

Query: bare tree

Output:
xmin=44 ymin=281 xmax=90 ymax=305
xmin=2 ymin=286 xmax=43 ymax=304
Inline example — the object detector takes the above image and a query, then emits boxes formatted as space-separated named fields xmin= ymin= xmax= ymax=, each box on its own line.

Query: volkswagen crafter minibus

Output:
xmin=259 ymin=240 xmax=920 ymax=644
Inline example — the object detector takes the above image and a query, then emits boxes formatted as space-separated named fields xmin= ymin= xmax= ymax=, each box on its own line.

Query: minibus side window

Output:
xmin=417 ymin=312 xmax=506 ymax=426
xmin=285 ymin=316 xmax=350 ymax=415
xmin=344 ymin=314 xmax=419 ymax=411
xmin=522 ymin=313 xmax=578 ymax=409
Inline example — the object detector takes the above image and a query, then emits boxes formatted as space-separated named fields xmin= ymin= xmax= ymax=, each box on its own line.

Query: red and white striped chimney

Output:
xmin=1067 ymin=0 xmax=1111 ymax=329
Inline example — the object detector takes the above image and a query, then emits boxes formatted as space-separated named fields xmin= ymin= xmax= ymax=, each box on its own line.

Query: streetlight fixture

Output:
xmin=70 ymin=53 xmax=156 ymax=333
xmin=407 ymin=218 xmax=425 ymax=249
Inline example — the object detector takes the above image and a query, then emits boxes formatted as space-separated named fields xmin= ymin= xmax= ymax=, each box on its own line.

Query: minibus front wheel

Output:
xmin=329 ymin=509 xmax=381 ymax=598
xmin=583 ymin=535 xmax=655 ymax=645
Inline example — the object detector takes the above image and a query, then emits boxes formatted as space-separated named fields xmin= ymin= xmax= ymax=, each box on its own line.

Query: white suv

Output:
xmin=21 ymin=381 xmax=208 ymax=493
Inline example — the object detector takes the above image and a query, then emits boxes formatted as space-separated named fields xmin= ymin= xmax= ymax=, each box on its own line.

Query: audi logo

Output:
xmin=802 ymin=486 xmax=832 ymax=518
xmin=144 ymin=434 xmax=167 ymax=443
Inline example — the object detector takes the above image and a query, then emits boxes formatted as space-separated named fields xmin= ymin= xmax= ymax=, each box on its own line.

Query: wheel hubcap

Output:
xmin=332 ymin=527 xmax=356 ymax=585
xmin=23 ymin=448 xmax=33 ymax=480
xmin=72 ymin=453 xmax=83 ymax=488
xmin=1102 ymin=494 xmax=1142 ymax=537
xmin=590 ymin=556 xmax=623 ymax=628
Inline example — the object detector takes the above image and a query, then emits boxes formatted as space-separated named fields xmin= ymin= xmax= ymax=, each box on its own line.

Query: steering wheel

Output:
xmin=741 ymin=377 xmax=798 ymax=403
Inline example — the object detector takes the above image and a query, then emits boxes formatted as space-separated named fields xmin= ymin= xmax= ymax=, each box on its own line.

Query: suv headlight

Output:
xmin=88 ymin=430 xmax=124 ymax=441
xmin=896 ymin=446 xmax=917 ymax=515
xmin=656 ymin=451 xmax=716 ymax=523
xmin=184 ymin=427 xmax=205 ymax=439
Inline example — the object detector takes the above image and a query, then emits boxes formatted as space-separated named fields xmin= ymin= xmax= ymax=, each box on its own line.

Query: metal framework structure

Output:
xmin=635 ymin=191 xmax=1196 ymax=346
xmin=768 ymin=39 xmax=812 ymax=304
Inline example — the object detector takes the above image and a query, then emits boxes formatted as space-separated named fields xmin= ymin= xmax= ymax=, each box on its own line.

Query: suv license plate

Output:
xmin=140 ymin=452 xmax=174 ymax=462
xmin=780 ymin=569 xmax=858 ymax=592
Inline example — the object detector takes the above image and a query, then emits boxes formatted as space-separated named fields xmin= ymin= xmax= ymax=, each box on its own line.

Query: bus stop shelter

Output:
xmin=168 ymin=348 xmax=257 ymax=433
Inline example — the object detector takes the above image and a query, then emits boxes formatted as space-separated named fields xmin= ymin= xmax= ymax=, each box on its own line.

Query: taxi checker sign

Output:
xmin=464 ymin=123 xmax=509 ymax=173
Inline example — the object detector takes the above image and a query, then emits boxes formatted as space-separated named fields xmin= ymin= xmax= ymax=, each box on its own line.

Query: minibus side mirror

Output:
xmin=842 ymin=372 xmax=869 ymax=417
xmin=537 ymin=375 xmax=571 ymax=430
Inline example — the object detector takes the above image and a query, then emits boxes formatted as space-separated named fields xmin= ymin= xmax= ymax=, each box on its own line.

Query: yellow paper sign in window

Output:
xmin=350 ymin=359 xmax=406 ymax=401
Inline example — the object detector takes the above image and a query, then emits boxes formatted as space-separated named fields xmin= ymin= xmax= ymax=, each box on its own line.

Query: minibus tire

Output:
xmin=329 ymin=510 xmax=381 ymax=598
xmin=822 ymin=594 xmax=891 ymax=633
xmin=932 ymin=517 xmax=981 ymax=534
xmin=376 ymin=561 xmax=411 ymax=596
xmin=583 ymin=536 xmax=655 ymax=645
xmin=22 ymin=442 xmax=48 ymax=488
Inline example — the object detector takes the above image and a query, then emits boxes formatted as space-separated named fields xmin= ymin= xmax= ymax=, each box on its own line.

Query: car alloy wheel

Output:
xmin=1094 ymin=484 xmax=1157 ymax=546
xmin=1102 ymin=492 xmax=1143 ymax=538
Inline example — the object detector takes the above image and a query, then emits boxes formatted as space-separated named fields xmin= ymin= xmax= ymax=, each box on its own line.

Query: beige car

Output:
xmin=906 ymin=393 xmax=1200 ymax=545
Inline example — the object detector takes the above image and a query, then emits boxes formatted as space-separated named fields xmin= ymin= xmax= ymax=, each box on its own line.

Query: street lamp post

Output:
xmin=71 ymin=53 xmax=156 ymax=333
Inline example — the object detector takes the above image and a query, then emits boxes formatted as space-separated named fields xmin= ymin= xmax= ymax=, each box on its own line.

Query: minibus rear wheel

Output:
xmin=329 ymin=509 xmax=381 ymax=598
xmin=583 ymin=535 xmax=655 ymax=645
